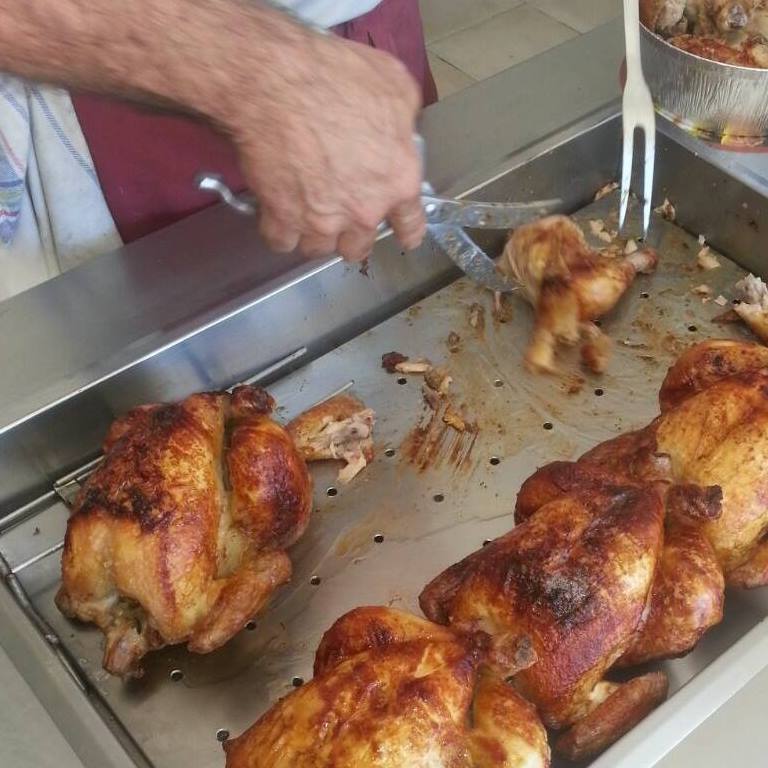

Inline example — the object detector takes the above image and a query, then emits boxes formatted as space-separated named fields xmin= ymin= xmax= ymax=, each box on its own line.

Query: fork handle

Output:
xmin=623 ymin=0 xmax=642 ymax=74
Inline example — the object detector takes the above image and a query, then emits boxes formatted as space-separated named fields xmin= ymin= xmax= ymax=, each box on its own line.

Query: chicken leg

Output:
xmin=501 ymin=216 xmax=657 ymax=374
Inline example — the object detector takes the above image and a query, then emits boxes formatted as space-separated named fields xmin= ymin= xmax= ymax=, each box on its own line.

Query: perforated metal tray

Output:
xmin=2 ymin=194 xmax=767 ymax=768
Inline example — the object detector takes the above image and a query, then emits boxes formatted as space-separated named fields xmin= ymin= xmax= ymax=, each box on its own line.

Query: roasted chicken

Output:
xmin=584 ymin=340 xmax=768 ymax=583
xmin=421 ymin=465 xmax=669 ymax=760
xmin=287 ymin=393 xmax=375 ymax=484
xmin=500 ymin=215 xmax=658 ymax=374
xmin=642 ymin=0 xmax=768 ymax=66
xmin=225 ymin=606 xmax=550 ymax=768
xmin=641 ymin=0 xmax=761 ymax=35
xmin=656 ymin=339 xmax=768 ymax=582
xmin=56 ymin=386 xmax=313 ymax=678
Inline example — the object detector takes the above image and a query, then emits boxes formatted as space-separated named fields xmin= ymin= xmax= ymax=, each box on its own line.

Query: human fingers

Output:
xmin=259 ymin=207 xmax=301 ymax=253
xmin=336 ymin=226 xmax=378 ymax=262
xmin=388 ymin=196 xmax=426 ymax=251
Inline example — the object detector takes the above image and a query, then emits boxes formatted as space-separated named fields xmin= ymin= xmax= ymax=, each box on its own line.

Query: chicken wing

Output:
xmin=501 ymin=216 xmax=658 ymax=374
xmin=224 ymin=607 xmax=550 ymax=768
xmin=56 ymin=386 xmax=313 ymax=678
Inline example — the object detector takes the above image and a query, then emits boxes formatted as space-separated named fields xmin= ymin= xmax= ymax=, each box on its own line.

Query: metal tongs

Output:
xmin=197 ymin=137 xmax=560 ymax=293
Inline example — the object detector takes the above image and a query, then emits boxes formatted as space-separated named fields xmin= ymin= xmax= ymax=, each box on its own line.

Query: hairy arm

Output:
xmin=0 ymin=0 xmax=425 ymax=260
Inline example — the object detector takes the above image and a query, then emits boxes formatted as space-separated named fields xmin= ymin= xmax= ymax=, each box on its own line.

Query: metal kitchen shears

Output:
xmin=197 ymin=142 xmax=560 ymax=293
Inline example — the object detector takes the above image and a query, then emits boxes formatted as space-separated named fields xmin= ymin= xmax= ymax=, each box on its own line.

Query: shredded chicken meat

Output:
xmin=287 ymin=394 xmax=375 ymax=484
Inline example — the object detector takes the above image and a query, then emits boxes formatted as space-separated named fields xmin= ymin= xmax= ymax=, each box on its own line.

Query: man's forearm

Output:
xmin=0 ymin=0 xmax=311 ymax=127
xmin=0 ymin=0 xmax=427 ymax=260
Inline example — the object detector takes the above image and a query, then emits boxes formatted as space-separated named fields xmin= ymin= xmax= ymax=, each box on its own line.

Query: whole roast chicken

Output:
xmin=224 ymin=606 xmax=550 ymax=768
xmin=56 ymin=385 xmax=313 ymax=678
xmin=420 ymin=468 xmax=669 ymax=761
xmin=500 ymin=216 xmax=658 ymax=374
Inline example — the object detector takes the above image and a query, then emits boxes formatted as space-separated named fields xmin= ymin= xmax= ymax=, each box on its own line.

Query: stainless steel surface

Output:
xmin=426 ymin=219 xmax=515 ymax=293
xmin=620 ymin=0 xmax=656 ymax=236
xmin=641 ymin=23 xmax=768 ymax=145
xmin=2 ymin=188 xmax=767 ymax=768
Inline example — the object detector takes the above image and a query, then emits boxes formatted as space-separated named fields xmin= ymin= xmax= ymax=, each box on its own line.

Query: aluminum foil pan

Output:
xmin=640 ymin=23 xmax=768 ymax=148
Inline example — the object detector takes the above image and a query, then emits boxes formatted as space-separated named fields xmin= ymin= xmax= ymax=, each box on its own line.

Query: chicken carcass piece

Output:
xmin=225 ymin=607 xmax=550 ymax=768
xmin=501 ymin=216 xmax=658 ymax=374
xmin=56 ymin=386 xmax=312 ymax=679
xmin=287 ymin=394 xmax=375 ymax=484
xmin=733 ymin=274 xmax=768 ymax=343
xmin=420 ymin=468 xmax=668 ymax=761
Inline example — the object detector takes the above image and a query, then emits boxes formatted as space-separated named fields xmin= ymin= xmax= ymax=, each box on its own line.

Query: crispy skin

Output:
xmin=225 ymin=607 xmax=550 ymax=768
xmin=554 ymin=672 xmax=668 ymax=761
xmin=728 ymin=536 xmax=768 ymax=587
xmin=421 ymin=476 xmax=665 ymax=730
xmin=618 ymin=522 xmax=724 ymax=666
xmin=56 ymin=385 xmax=312 ymax=678
xmin=564 ymin=341 xmax=768 ymax=579
xmin=656 ymin=368 xmax=768 ymax=574
xmin=501 ymin=216 xmax=657 ymax=374
xmin=659 ymin=338 xmax=768 ymax=411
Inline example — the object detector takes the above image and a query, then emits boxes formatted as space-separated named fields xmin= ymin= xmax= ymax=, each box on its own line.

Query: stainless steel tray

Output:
xmin=2 ymin=192 xmax=766 ymax=768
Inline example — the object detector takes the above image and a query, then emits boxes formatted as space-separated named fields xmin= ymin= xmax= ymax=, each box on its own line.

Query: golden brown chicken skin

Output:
xmin=224 ymin=607 xmax=550 ymax=768
xmin=659 ymin=338 xmax=768 ymax=411
xmin=56 ymin=385 xmax=312 ymax=679
xmin=420 ymin=469 xmax=666 ymax=759
xmin=501 ymin=216 xmax=657 ymax=374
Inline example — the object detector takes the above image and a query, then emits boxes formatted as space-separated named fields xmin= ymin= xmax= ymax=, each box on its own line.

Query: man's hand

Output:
xmin=0 ymin=0 xmax=427 ymax=261
xmin=227 ymin=34 xmax=426 ymax=261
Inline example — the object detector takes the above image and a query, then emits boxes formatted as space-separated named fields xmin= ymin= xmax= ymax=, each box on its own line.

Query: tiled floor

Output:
xmin=421 ymin=0 xmax=621 ymax=98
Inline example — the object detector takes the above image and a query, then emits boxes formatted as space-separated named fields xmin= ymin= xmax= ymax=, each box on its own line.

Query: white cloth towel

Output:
xmin=0 ymin=77 xmax=121 ymax=302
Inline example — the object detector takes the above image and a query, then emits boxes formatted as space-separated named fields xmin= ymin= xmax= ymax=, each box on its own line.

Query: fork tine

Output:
xmin=619 ymin=123 xmax=634 ymax=232
xmin=642 ymin=124 xmax=656 ymax=238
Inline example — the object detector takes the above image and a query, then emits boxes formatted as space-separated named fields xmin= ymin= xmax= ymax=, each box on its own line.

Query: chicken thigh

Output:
xmin=501 ymin=216 xmax=658 ymax=374
xmin=420 ymin=468 xmax=668 ymax=760
xmin=224 ymin=607 xmax=550 ymax=768
xmin=56 ymin=386 xmax=312 ymax=678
